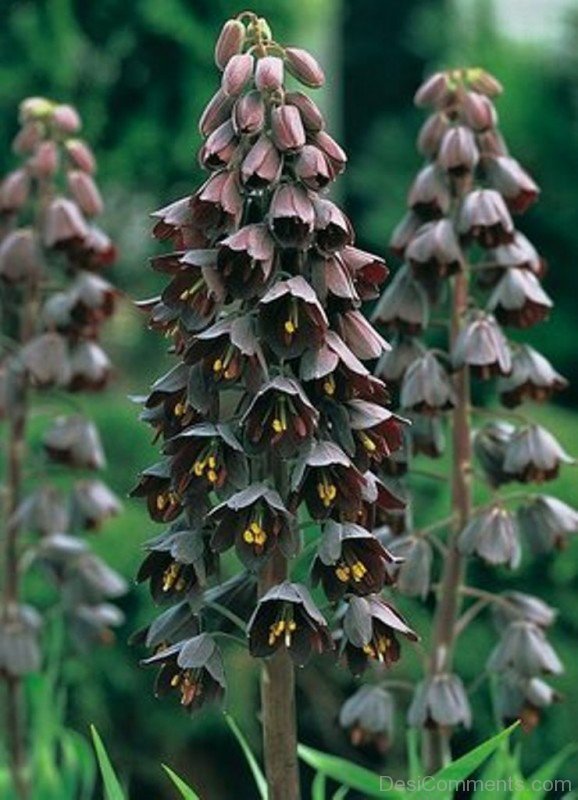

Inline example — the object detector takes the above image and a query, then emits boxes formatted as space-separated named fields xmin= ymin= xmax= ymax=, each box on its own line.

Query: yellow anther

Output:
xmin=179 ymin=289 xmax=190 ymax=301
xmin=317 ymin=483 xmax=326 ymax=500
xmin=162 ymin=563 xmax=179 ymax=591
xmin=207 ymin=455 xmax=217 ymax=469
xmin=171 ymin=674 xmax=181 ymax=687
xmin=192 ymin=460 xmax=205 ymax=476
xmin=243 ymin=529 xmax=255 ymax=544
xmin=363 ymin=644 xmax=376 ymax=657
xmin=175 ymin=578 xmax=187 ymax=592
xmin=207 ymin=469 xmax=218 ymax=483
xmin=323 ymin=374 xmax=336 ymax=395
xmin=378 ymin=637 xmax=391 ymax=654
xmin=284 ymin=320 xmax=296 ymax=335
xmin=250 ymin=521 xmax=261 ymax=534
xmin=213 ymin=358 xmax=223 ymax=373
xmin=335 ymin=566 xmax=350 ymax=582
xmin=351 ymin=562 xmax=367 ymax=581
xmin=272 ymin=418 xmax=284 ymax=433
xmin=327 ymin=484 xmax=337 ymax=501
xmin=254 ymin=531 xmax=267 ymax=546
xmin=156 ymin=494 xmax=166 ymax=511
xmin=360 ymin=432 xmax=377 ymax=453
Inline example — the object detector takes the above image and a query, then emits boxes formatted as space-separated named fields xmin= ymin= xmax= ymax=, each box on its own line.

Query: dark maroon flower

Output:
xmin=165 ymin=422 xmax=248 ymax=499
xmin=162 ymin=250 xmax=224 ymax=331
xmin=406 ymin=411 xmax=445 ymax=459
xmin=241 ymin=134 xmax=283 ymax=189
xmin=474 ymin=421 xmax=516 ymax=488
xmin=68 ymin=341 xmax=111 ymax=392
xmin=217 ymin=223 xmax=276 ymax=298
xmin=483 ymin=155 xmax=539 ymax=213
xmin=498 ymin=345 xmax=567 ymax=407
xmin=313 ymin=197 xmax=353 ymax=255
xmin=457 ymin=188 xmax=514 ymax=247
xmin=518 ymin=495 xmax=578 ymax=553
xmin=389 ymin=212 xmax=422 ymax=258
xmin=477 ymin=232 xmax=546 ymax=288
xmin=341 ymin=595 xmax=418 ymax=675
xmin=437 ymin=126 xmax=479 ymax=176
xmin=291 ymin=440 xmax=366 ymax=520
xmin=140 ymin=363 xmax=197 ymax=440
xmin=71 ymin=479 xmax=122 ymax=531
xmin=340 ymin=246 xmax=388 ymax=300
xmin=311 ymin=521 xmax=396 ymax=601
xmin=312 ymin=131 xmax=347 ymax=176
xmin=190 ymin=170 xmax=243 ymax=238
xmin=407 ymin=165 xmax=450 ymax=217
xmin=151 ymin=197 xmax=195 ymax=247
xmin=339 ymin=685 xmax=395 ymax=754
xmin=487 ymin=268 xmax=552 ymax=328
xmin=138 ymin=523 xmax=217 ymax=602
xmin=372 ymin=265 xmax=429 ymax=335
xmin=248 ymin=581 xmax=332 ymax=665
xmin=400 ymin=352 xmax=456 ymax=413
xmin=143 ymin=634 xmax=226 ymax=713
xmin=347 ymin=399 xmax=405 ymax=469
xmin=130 ymin=460 xmax=182 ymax=523
xmin=199 ymin=120 xmax=238 ymax=170
xmin=268 ymin=184 xmax=315 ymax=248
xmin=242 ymin=376 xmax=318 ymax=456
xmin=42 ymin=197 xmax=88 ymax=249
xmin=210 ymin=484 xmax=296 ymax=567
xmin=406 ymin=219 xmax=462 ymax=281
xmin=378 ymin=533 xmax=433 ymax=599
xmin=294 ymin=144 xmax=332 ymax=190
xmin=258 ymin=276 xmax=328 ymax=358
xmin=376 ymin=336 xmax=426 ymax=385
xmin=503 ymin=425 xmax=573 ymax=483
xmin=43 ymin=415 xmax=105 ymax=470
xmin=451 ymin=311 xmax=511 ymax=378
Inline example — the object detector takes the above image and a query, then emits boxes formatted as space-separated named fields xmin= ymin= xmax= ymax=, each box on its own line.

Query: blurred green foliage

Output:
xmin=1 ymin=0 xmax=577 ymax=797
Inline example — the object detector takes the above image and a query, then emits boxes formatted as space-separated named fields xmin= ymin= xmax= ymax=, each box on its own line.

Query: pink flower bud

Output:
xmin=414 ymin=73 xmax=450 ymax=108
xmin=460 ymin=91 xmax=497 ymax=131
xmin=0 ymin=169 xmax=30 ymax=211
xmin=241 ymin=135 xmax=282 ymax=188
xmin=0 ymin=229 xmax=44 ymax=283
xmin=271 ymin=105 xmax=305 ymax=152
xmin=284 ymin=47 xmax=325 ymax=88
xmin=285 ymin=91 xmax=325 ymax=132
xmin=255 ymin=56 xmax=284 ymax=91
xmin=43 ymin=198 xmax=88 ymax=248
xmin=67 ymin=170 xmax=104 ymax=217
xmin=233 ymin=91 xmax=265 ymax=135
xmin=417 ymin=113 xmax=450 ymax=158
xmin=52 ymin=104 xmax=82 ymax=133
xmin=19 ymin=96 xmax=53 ymax=122
xmin=214 ymin=19 xmax=246 ymax=70
xmin=466 ymin=68 xmax=503 ymax=97
xmin=198 ymin=90 xmax=235 ymax=137
xmin=30 ymin=141 xmax=59 ymax=178
xmin=221 ymin=53 xmax=254 ymax=97
xmin=65 ymin=139 xmax=97 ymax=174
xmin=12 ymin=121 xmax=43 ymax=155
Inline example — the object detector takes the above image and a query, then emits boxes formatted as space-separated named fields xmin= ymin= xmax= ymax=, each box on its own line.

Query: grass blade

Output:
xmin=162 ymin=765 xmax=201 ymax=799
xmin=225 ymin=714 xmax=267 ymax=800
xmin=90 ymin=725 xmax=126 ymax=800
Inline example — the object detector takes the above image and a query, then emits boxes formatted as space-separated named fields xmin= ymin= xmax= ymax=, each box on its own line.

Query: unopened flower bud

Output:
xmin=284 ymin=47 xmax=325 ymax=87
xmin=437 ymin=125 xmax=479 ymax=175
xmin=233 ymin=90 xmax=265 ymax=135
xmin=285 ymin=91 xmax=325 ymax=132
xmin=417 ymin=112 xmax=450 ymax=158
xmin=461 ymin=91 xmax=498 ymax=131
xmin=52 ymin=104 xmax=81 ymax=133
xmin=0 ymin=169 xmax=31 ymax=212
xmin=271 ymin=105 xmax=306 ymax=153
xmin=19 ymin=96 xmax=53 ymax=122
xmin=414 ymin=72 xmax=450 ymax=108
xmin=214 ymin=19 xmax=245 ymax=70
xmin=466 ymin=67 xmax=503 ymax=97
xmin=29 ymin=140 xmax=59 ymax=178
xmin=65 ymin=139 xmax=97 ymax=174
xmin=255 ymin=56 xmax=284 ymax=91
xmin=221 ymin=53 xmax=254 ymax=97
xmin=198 ymin=90 xmax=235 ymax=137
xmin=241 ymin=135 xmax=282 ymax=188
xmin=67 ymin=170 xmax=104 ymax=217
xmin=12 ymin=121 xmax=43 ymax=155
xmin=0 ymin=228 xmax=44 ymax=283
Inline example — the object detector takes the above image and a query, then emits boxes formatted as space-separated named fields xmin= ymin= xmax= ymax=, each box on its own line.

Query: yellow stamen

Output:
xmin=360 ymin=432 xmax=377 ymax=453
xmin=323 ymin=375 xmax=336 ymax=396
xmin=243 ymin=529 xmax=255 ymax=544
xmin=284 ymin=320 xmax=296 ymax=335
xmin=272 ymin=418 xmax=284 ymax=433
xmin=207 ymin=469 xmax=218 ymax=483
xmin=213 ymin=358 xmax=223 ymax=373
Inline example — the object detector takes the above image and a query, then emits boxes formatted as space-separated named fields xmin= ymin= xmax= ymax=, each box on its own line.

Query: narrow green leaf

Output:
xmin=512 ymin=743 xmax=578 ymax=800
xmin=406 ymin=729 xmax=423 ymax=783
xmin=312 ymin=771 xmax=327 ymax=800
xmin=162 ymin=765 xmax=201 ymax=799
xmin=90 ymin=726 xmax=126 ymax=800
xmin=225 ymin=715 xmax=267 ymax=800
xmin=332 ymin=788 xmax=349 ymax=800
xmin=426 ymin=723 xmax=520 ymax=800
xmin=297 ymin=744 xmax=405 ymax=799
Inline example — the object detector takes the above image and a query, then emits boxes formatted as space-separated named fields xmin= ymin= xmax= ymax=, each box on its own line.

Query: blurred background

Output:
xmin=1 ymin=0 xmax=577 ymax=796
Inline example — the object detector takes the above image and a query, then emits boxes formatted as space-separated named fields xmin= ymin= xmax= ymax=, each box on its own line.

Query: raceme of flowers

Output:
xmin=132 ymin=12 xmax=418 ymax=714
xmin=0 ymin=98 xmax=125 ymax=678
xmin=339 ymin=67 xmax=576 ymax=750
